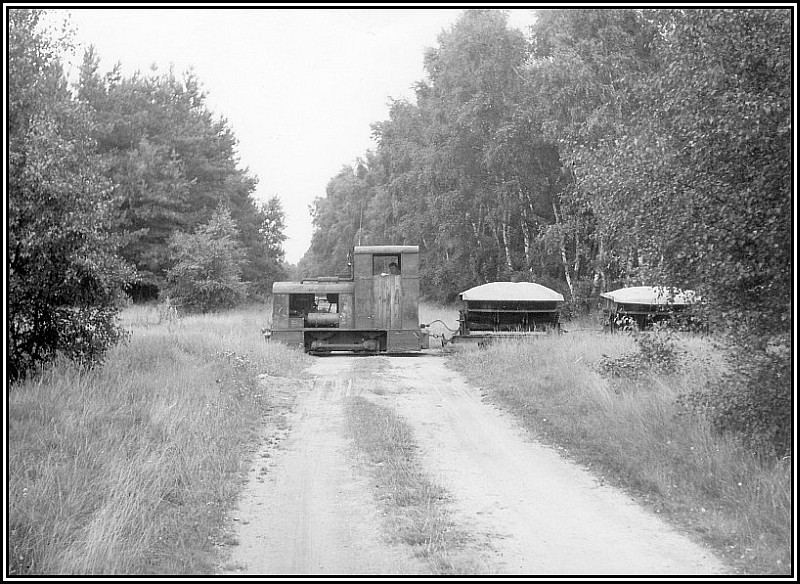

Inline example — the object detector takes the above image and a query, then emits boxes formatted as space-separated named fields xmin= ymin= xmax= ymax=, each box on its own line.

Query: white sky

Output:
xmin=46 ymin=7 xmax=539 ymax=264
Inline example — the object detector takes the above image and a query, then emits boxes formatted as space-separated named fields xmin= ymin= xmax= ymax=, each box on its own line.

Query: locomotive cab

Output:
xmin=267 ymin=245 xmax=428 ymax=354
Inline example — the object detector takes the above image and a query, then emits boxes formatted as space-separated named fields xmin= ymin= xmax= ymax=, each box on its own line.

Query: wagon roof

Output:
xmin=459 ymin=282 xmax=565 ymax=302
xmin=600 ymin=286 xmax=699 ymax=305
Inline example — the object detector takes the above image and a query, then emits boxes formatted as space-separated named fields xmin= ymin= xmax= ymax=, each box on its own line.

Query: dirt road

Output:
xmin=223 ymin=353 xmax=728 ymax=576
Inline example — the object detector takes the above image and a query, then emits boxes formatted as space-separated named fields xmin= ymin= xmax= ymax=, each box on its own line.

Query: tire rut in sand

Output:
xmin=224 ymin=353 xmax=727 ymax=576
xmin=222 ymin=357 xmax=428 ymax=575
xmin=378 ymin=355 xmax=728 ymax=576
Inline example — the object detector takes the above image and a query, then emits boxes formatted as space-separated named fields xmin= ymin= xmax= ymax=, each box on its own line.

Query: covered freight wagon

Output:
xmin=449 ymin=282 xmax=564 ymax=345
xmin=600 ymin=286 xmax=701 ymax=332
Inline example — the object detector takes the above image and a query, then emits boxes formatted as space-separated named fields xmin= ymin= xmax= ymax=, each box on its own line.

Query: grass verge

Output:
xmin=343 ymin=395 xmax=479 ymax=575
xmin=8 ymin=304 xmax=309 ymax=575
xmin=447 ymin=331 xmax=791 ymax=576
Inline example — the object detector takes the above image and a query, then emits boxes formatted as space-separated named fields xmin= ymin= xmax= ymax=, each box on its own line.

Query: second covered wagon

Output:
xmin=600 ymin=286 xmax=701 ymax=332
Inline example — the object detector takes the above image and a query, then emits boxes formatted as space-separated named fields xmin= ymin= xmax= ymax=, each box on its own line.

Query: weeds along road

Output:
xmin=223 ymin=353 xmax=728 ymax=576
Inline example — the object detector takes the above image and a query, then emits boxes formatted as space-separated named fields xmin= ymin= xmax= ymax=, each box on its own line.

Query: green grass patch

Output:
xmin=343 ymin=396 xmax=479 ymax=575
xmin=447 ymin=332 xmax=791 ymax=576
xmin=8 ymin=305 xmax=309 ymax=575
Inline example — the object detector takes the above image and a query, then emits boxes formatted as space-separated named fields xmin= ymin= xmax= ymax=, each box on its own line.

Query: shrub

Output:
xmin=635 ymin=324 xmax=680 ymax=374
xmin=678 ymin=337 xmax=791 ymax=458
xmin=598 ymin=324 xmax=680 ymax=379
xmin=166 ymin=205 xmax=247 ymax=312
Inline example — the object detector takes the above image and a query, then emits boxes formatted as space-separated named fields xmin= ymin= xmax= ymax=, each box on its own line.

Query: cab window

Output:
xmin=314 ymin=293 xmax=339 ymax=313
xmin=372 ymin=254 xmax=401 ymax=276
xmin=289 ymin=294 xmax=315 ymax=317
xmin=289 ymin=293 xmax=340 ymax=316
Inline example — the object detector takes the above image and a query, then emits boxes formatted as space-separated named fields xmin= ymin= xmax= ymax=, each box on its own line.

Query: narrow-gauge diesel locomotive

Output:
xmin=265 ymin=245 xmax=429 ymax=354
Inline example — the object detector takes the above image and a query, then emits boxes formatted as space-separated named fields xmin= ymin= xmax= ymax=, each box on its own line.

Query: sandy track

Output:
xmin=223 ymin=358 xmax=428 ymax=575
xmin=381 ymin=356 xmax=727 ymax=576
xmin=224 ymin=353 xmax=727 ymax=576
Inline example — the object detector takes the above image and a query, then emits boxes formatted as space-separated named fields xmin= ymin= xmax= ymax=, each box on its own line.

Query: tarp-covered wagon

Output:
xmin=448 ymin=282 xmax=564 ymax=345
xmin=600 ymin=286 xmax=702 ymax=332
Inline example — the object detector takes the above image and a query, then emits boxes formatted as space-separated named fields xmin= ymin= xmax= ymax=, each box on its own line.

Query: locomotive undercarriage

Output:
xmin=303 ymin=330 xmax=387 ymax=355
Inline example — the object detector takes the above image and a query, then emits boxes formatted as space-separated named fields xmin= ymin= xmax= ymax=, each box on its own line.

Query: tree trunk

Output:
xmin=521 ymin=222 xmax=532 ymax=269
xmin=518 ymin=186 xmax=533 ymax=268
xmin=593 ymin=237 xmax=607 ymax=293
xmin=552 ymin=201 xmax=574 ymax=301
xmin=501 ymin=219 xmax=513 ymax=272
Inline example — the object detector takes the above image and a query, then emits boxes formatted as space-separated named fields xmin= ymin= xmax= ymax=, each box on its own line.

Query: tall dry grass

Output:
xmin=8 ymin=304 xmax=308 ymax=575
xmin=447 ymin=329 xmax=791 ymax=576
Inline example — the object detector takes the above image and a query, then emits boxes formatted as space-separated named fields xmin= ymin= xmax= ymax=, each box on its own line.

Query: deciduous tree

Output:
xmin=9 ymin=9 xmax=133 ymax=379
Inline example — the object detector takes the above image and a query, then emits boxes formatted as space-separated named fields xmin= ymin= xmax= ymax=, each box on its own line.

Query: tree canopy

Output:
xmin=300 ymin=8 xmax=792 ymax=456
xmin=8 ymin=10 xmax=136 ymax=379
xmin=303 ymin=8 xmax=792 ymax=337
xmin=8 ymin=8 xmax=289 ymax=378
xmin=77 ymin=50 xmax=287 ymax=300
